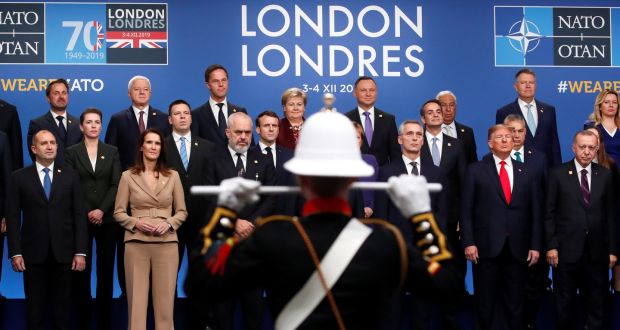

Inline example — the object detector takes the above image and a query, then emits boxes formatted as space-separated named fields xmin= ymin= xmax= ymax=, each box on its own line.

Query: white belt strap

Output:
xmin=275 ymin=218 xmax=372 ymax=330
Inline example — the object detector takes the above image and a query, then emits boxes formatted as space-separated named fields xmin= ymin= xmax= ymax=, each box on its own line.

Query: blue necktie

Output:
xmin=179 ymin=137 xmax=189 ymax=171
xmin=42 ymin=167 xmax=52 ymax=199
xmin=526 ymin=104 xmax=537 ymax=136
xmin=362 ymin=111 xmax=373 ymax=146
xmin=431 ymin=137 xmax=440 ymax=166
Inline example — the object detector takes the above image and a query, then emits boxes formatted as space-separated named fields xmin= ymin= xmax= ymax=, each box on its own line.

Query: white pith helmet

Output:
xmin=284 ymin=112 xmax=374 ymax=177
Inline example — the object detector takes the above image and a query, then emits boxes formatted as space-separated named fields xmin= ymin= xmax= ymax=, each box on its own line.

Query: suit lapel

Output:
xmin=589 ymin=163 xmax=602 ymax=207
xmin=76 ymin=142 xmax=95 ymax=174
xmin=166 ymin=137 xmax=185 ymax=174
xmin=565 ymin=162 xmax=587 ymax=209
xmin=153 ymin=172 xmax=169 ymax=196
xmin=130 ymin=172 xmax=159 ymax=201
xmin=29 ymin=165 xmax=47 ymax=201
xmin=187 ymin=136 xmax=201 ymax=172
xmin=483 ymin=156 xmax=507 ymax=204
xmin=245 ymin=150 xmax=260 ymax=181
xmin=146 ymin=109 xmax=160 ymax=129
xmin=48 ymin=165 xmax=64 ymax=201
xmin=45 ymin=112 xmax=65 ymax=142
xmin=440 ymin=137 xmax=455 ymax=167
xmin=125 ymin=108 xmax=141 ymax=133
xmin=511 ymin=162 xmax=523 ymax=200
xmin=370 ymin=110 xmax=385 ymax=147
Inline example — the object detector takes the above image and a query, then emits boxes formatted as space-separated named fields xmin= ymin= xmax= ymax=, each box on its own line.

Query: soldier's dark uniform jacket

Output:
xmin=185 ymin=197 xmax=462 ymax=329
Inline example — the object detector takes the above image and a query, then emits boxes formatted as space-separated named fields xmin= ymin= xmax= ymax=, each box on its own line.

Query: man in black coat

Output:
xmin=345 ymin=76 xmax=400 ymax=166
xmin=0 ymin=132 xmax=11 ymax=301
xmin=461 ymin=124 xmax=542 ymax=330
xmin=496 ymin=68 xmax=562 ymax=167
xmin=7 ymin=130 xmax=87 ymax=329
xmin=545 ymin=130 xmax=617 ymax=330
xmin=209 ymin=112 xmax=276 ymax=330
xmin=192 ymin=64 xmax=249 ymax=147
xmin=0 ymin=99 xmax=23 ymax=170
xmin=436 ymin=90 xmax=478 ymax=164
xmin=27 ymin=79 xmax=82 ymax=165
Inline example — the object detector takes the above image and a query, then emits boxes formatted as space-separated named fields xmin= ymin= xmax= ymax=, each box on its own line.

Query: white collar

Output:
xmin=36 ymin=161 xmax=55 ymax=173
xmin=172 ymin=131 xmax=191 ymax=143
xmin=574 ymin=159 xmax=592 ymax=174
xmin=492 ymin=153 xmax=512 ymax=167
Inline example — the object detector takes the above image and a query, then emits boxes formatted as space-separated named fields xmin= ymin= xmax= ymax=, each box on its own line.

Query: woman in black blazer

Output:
xmin=65 ymin=108 xmax=121 ymax=330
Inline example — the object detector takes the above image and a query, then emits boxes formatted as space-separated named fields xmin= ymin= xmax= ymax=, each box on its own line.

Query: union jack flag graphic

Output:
xmin=106 ymin=31 xmax=168 ymax=49
xmin=91 ymin=21 xmax=104 ymax=51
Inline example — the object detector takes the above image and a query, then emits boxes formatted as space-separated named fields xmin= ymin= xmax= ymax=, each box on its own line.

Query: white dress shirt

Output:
xmin=228 ymin=145 xmax=247 ymax=170
xmin=511 ymin=146 xmax=525 ymax=162
xmin=425 ymin=130 xmax=444 ymax=159
xmin=493 ymin=154 xmax=513 ymax=191
xmin=172 ymin=131 xmax=192 ymax=160
xmin=357 ymin=106 xmax=375 ymax=131
xmin=132 ymin=105 xmax=150 ymax=128
xmin=441 ymin=122 xmax=457 ymax=138
xmin=574 ymin=159 xmax=592 ymax=188
xmin=50 ymin=110 xmax=67 ymax=129
xmin=36 ymin=161 xmax=55 ymax=186
xmin=517 ymin=98 xmax=538 ymax=127
xmin=402 ymin=154 xmax=421 ymax=175
xmin=210 ymin=97 xmax=228 ymax=126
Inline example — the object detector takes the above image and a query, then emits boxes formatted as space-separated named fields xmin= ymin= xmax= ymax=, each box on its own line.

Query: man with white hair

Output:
xmin=436 ymin=90 xmax=478 ymax=164
xmin=186 ymin=111 xmax=461 ymax=329
xmin=104 ymin=75 xmax=170 ymax=298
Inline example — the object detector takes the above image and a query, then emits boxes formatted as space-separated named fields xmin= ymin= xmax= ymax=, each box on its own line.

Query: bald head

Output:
xmin=226 ymin=112 xmax=253 ymax=153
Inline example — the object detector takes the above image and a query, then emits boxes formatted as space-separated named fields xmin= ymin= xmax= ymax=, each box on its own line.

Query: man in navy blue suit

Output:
xmin=436 ymin=90 xmax=478 ymax=164
xmin=27 ymin=79 xmax=82 ymax=165
xmin=504 ymin=114 xmax=549 ymax=329
xmin=252 ymin=110 xmax=300 ymax=216
xmin=496 ymin=68 xmax=562 ymax=167
xmin=104 ymin=75 xmax=170 ymax=297
xmin=461 ymin=124 xmax=542 ymax=330
xmin=192 ymin=64 xmax=249 ymax=147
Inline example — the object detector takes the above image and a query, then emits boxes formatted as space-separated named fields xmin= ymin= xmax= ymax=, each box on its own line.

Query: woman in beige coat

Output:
xmin=114 ymin=128 xmax=187 ymax=330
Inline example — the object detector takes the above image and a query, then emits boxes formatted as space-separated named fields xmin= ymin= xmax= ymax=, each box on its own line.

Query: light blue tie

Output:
xmin=526 ymin=104 xmax=537 ymax=136
xmin=431 ymin=137 xmax=440 ymax=166
xmin=42 ymin=168 xmax=52 ymax=199
xmin=179 ymin=137 xmax=189 ymax=171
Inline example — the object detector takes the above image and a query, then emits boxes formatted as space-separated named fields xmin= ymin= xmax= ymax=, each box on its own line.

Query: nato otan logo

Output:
xmin=495 ymin=6 xmax=617 ymax=67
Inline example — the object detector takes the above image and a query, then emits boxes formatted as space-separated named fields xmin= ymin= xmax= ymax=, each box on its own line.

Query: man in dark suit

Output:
xmin=545 ymin=130 xmax=617 ymax=330
xmin=461 ymin=124 xmax=542 ymax=330
xmin=164 ymin=99 xmax=217 ymax=329
xmin=6 ymin=130 xmax=87 ymax=329
xmin=0 ymin=132 xmax=12 ymax=301
xmin=374 ymin=119 xmax=446 ymax=330
xmin=496 ymin=68 xmax=562 ymax=167
xmin=209 ymin=112 xmax=276 ymax=330
xmin=419 ymin=99 xmax=467 ymax=302
xmin=192 ymin=64 xmax=249 ymax=147
xmin=251 ymin=110 xmax=300 ymax=216
xmin=105 ymin=75 xmax=171 ymax=170
xmin=436 ymin=90 xmax=478 ymax=164
xmin=104 ymin=75 xmax=170 ymax=297
xmin=504 ymin=114 xmax=550 ymax=328
xmin=345 ymin=76 xmax=400 ymax=166
xmin=27 ymin=79 xmax=82 ymax=165
xmin=0 ymin=99 xmax=23 ymax=170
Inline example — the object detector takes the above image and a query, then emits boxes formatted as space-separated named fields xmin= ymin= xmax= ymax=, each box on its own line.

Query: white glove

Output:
xmin=217 ymin=177 xmax=261 ymax=212
xmin=387 ymin=174 xmax=432 ymax=217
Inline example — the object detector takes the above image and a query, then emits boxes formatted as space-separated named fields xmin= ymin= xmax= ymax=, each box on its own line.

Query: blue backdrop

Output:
xmin=2 ymin=0 xmax=619 ymax=298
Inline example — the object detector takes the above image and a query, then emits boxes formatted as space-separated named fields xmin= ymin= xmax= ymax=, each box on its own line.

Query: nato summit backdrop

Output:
xmin=1 ymin=0 xmax=619 ymax=297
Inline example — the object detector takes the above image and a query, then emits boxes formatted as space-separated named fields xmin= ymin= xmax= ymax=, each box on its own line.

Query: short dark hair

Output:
xmin=354 ymin=76 xmax=375 ymax=89
xmin=419 ymin=99 xmax=442 ymax=117
xmin=168 ymin=99 xmax=191 ymax=115
xmin=45 ymin=79 xmax=69 ymax=96
xmin=515 ymin=68 xmax=536 ymax=80
xmin=130 ymin=128 xmax=171 ymax=176
xmin=79 ymin=108 xmax=103 ymax=124
xmin=255 ymin=110 xmax=279 ymax=127
xmin=305 ymin=176 xmax=353 ymax=197
xmin=204 ymin=64 xmax=228 ymax=82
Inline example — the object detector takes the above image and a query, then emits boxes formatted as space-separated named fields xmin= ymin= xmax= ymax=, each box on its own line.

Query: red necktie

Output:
xmin=499 ymin=161 xmax=511 ymax=204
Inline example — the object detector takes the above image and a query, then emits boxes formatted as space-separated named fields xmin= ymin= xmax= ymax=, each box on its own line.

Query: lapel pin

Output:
xmin=528 ymin=150 xmax=532 ymax=154
xmin=447 ymin=142 xmax=452 ymax=147
xmin=233 ymin=108 xmax=237 ymax=113
xmin=518 ymin=168 xmax=522 ymax=172
xmin=194 ymin=142 xmax=198 ymax=146
xmin=100 ymin=155 xmax=105 ymax=159
xmin=568 ymin=170 xmax=573 ymax=175
xmin=57 ymin=169 xmax=62 ymax=173
xmin=254 ymin=160 xmax=258 ymax=164
xmin=152 ymin=112 xmax=156 ymax=116
xmin=460 ymin=128 xmax=465 ymax=132
xmin=68 ymin=120 xmax=72 ymax=124
xmin=379 ymin=114 xmax=383 ymax=118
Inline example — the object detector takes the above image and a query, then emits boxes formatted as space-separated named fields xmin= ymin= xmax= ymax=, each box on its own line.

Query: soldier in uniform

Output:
xmin=186 ymin=112 xmax=462 ymax=329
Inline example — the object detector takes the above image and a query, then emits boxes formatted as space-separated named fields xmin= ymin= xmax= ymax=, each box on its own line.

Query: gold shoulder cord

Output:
xmin=411 ymin=212 xmax=453 ymax=276
xmin=361 ymin=219 xmax=408 ymax=288
xmin=200 ymin=207 xmax=237 ymax=254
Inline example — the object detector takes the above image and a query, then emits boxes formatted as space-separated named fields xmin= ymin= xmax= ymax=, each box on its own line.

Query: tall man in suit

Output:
xmin=545 ymin=130 xmax=617 ymax=330
xmin=192 ymin=64 xmax=249 ymax=147
xmin=0 ymin=99 xmax=23 ymax=169
xmin=7 ymin=130 xmax=87 ymax=329
xmin=374 ymin=119 xmax=446 ymax=330
xmin=0 ymin=132 xmax=12 ymax=302
xmin=105 ymin=75 xmax=170 ymax=296
xmin=345 ymin=76 xmax=400 ymax=166
xmin=27 ymin=79 xmax=82 ymax=165
xmin=252 ymin=110 xmax=299 ymax=215
xmin=436 ymin=90 xmax=478 ymax=164
xmin=503 ymin=114 xmax=549 ymax=329
xmin=462 ymin=124 xmax=542 ymax=330
xmin=164 ymin=99 xmax=216 ymax=329
xmin=210 ymin=112 xmax=276 ymax=330
xmin=496 ymin=68 xmax=562 ymax=167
